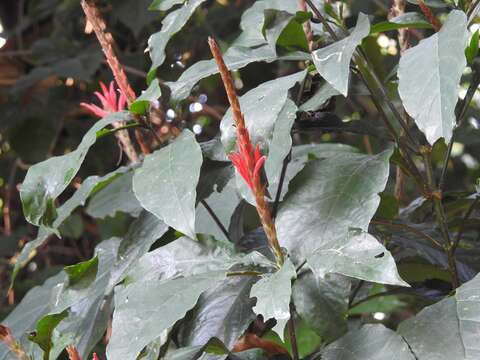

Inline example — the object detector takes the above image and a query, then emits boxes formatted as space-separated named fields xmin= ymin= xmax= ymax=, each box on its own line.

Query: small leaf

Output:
xmin=398 ymin=10 xmax=468 ymax=144
xmin=64 ymin=256 xmax=98 ymax=286
xmin=370 ymin=12 xmax=432 ymax=34
xmin=312 ymin=13 xmax=370 ymax=96
xmin=130 ymin=79 xmax=162 ymax=115
xmin=250 ymin=258 xmax=297 ymax=340
xmin=149 ymin=0 xmax=185 ymax=11
xmin=133 ymin=130 xmax=203 ymax=239
xmin=28 ymin=311 xmax=68 ymax=360
xmin=466 ymin=30 xmax=479 ymax=65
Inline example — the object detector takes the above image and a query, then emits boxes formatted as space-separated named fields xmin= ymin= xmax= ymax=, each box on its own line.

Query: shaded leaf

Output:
xmin=133 ymin=130 xmax=202 ymax=239
xmin=398 ymin=10 xmax=468 ymax=144
xmin=321 ymin=324 xmax=415 ymax=359
xmin=86 ymin=171 xmax=142 ymax=219
xmin=292 ymin=271 xmax=349 ymax=343
xmin=107 ymin=273 xmax=226 ymax=360
xmin=312 ymin=13 xmax=370 ymax=96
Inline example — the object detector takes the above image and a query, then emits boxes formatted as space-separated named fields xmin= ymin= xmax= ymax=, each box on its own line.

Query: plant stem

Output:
xmin=288 ymin=303 xmax=299 ymax=360
xmin=452 ymin=196 xmax=479 ymax=253
xmin=272 ymin=151 xmax=291 ymax=219
xmin=371 ymin=219 xmax=443 ymax=249
xmin=208 ymin=37 xmax=284 ymax=267
xmin=200 ymin=199 xmax=232 ymax=242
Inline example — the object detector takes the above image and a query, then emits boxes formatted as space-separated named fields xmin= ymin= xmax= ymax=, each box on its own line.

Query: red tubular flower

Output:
xmin=80 ymin=81 xmax=127 ymax=118
xmin=92 ymin=353 xmax=100 ymax=360
xmin=229 ymin=140 xmax=266 ymax=191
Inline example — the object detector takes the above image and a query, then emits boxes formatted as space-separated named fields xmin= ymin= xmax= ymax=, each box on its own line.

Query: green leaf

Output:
xmin=321 ymin=324 xmax=415 ymax=359
xmin=28 ymin=311 xmax=68 ymax=360
xmin=133 ymin=130 xmax=203 ymax=239
xmin=107 ymin=272 xmax=226 ymax=360
xmin=276 ymin=150 xmax=392 ymax=262
xmin=250 ymin=258 xmax=296 ymax=340
xmin=179 ymin=276 xmax=257 ymax=348
xmin=466 ymin=30 xmax=479 ymax=65
xmin=166 ymin=45 xmax=308 ymax=101
xmin=370 ymin=12 xmax=432 ymax=34
xmin=398 ymin=273 xmax=480 ymax=359
xmin=292 ymin=271 xmax=349 ymax=343
xmin=130 ymin=79 xmax=162 ymax=115
xmin=398 ymin=10 xmax=468 ymax=145
xmin=312 ymin=13 xmax=370 ymax=96
xmin=148 ymin=0 xmax=207 ymax=71
xmin=20 ymin=111 xmax=131 ymax=227
xmin=12 ymin=166 xmax=131 ymax=285
xmin=307 ymin=230 xmax=409 ymax=286
xmin=407 ymin=0 xmax=448 ymax=7
xmin=64 ymin=256 xmax=98 ymax=286
xmin=86 ymin=171 xmax=143 ymax=219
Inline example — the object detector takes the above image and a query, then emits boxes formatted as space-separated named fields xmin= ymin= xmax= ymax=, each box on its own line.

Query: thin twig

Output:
xmin=371 ymin=219 xmax=443 ymax=249
xmin=272 ymin=151 xmax=291 ymax=219
xmin=452 ymin=196 xmax=479 ymax=253
xmin=288 ymin=303 xmax=299 ymax=360
xmin=80 ymin=0 xmax=142 ymax=162
xmin=348 ymin=280 xmax=365 ymax=308
xmin=2 ymin=160 xmax=18 ymax=236
xmin=349 ymin=288 xmax=406 ymax=309
xmin=200 ymin=199 xmax=232 ymax=242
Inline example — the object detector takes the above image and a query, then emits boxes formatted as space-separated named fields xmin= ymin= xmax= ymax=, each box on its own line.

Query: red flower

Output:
xmin=92 ymin=353 xmax=100 ymax=360
xmin=80 ymin=81 xmax=127 ymax=118
xmin=229 ymin=139 xmax=266 ymax=191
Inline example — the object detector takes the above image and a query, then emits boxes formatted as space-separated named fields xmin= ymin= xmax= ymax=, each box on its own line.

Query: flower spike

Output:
xmin=80 ymin=81 xmax=127 ymax=118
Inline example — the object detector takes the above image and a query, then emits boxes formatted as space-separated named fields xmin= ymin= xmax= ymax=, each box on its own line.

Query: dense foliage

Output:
xmin=1 ymin=0 xmax=480 ymax=359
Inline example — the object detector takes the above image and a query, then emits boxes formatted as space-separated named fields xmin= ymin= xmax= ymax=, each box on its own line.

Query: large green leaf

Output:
xmin=28 ymin=311 xmax=68 ymax=360
xmin=179 ymin=276 xmax=257 ymax=348
xmin=398 ymin=10 xmax=468 ymax=145
xmin=133 ymin=130 xmax=202 ymax=239
xmin=148 ymin=0 xmax=207 ymax=71
xmin=107 ymin=272 xmax=226 ymax=360
xmin=276 ymin=150 xmax=392 ymax=262
xmin=292 ymin=271 xmax=350 ymax=343
xmin=312 ymin=13 xmax=370 ymax=96
xmin=307 ymin=230 xmax=409 ymax=286
xmin=12 ymin=166 xmax=131 ymax=284
xmin=321 ymin=324 xmax=415 ymax=359
xmin=398 ymin=273 xmax=480 ymax=359
xmin=20 ymin=111 xmax=130 ymax=227
xmin=250 ymin=258 xmax=296 ymax=340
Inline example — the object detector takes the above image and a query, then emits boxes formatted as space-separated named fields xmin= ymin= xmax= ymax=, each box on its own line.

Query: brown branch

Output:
xmin=418 ymin=0 xmax=441 ymax=31
xmin=80 ymin=0 xmax=147 ymax=160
